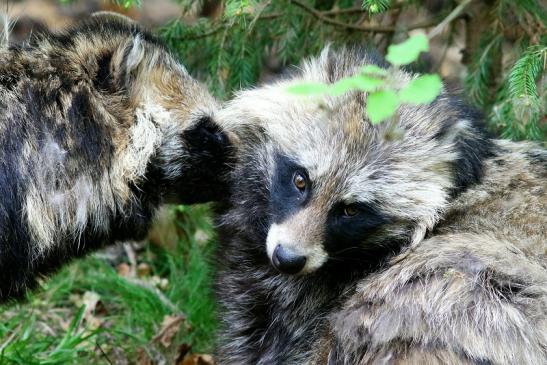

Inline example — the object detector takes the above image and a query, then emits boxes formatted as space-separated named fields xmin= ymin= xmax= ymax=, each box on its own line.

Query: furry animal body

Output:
xmin=214 ymin=48 xmax=547 ymax=364
xmin=0 ymin=16 xmax=230 ymax=300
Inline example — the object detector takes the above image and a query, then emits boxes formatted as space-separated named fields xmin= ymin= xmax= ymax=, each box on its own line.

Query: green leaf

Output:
xmin=386 ymin=34 xmax=429 ymax=66
xmin=361 ymin=65 xmax=388 ymax=77
xmin=287 ymin=82 xmax=330 ymax=95
xmin=329 ymin=78 xmax=357 ymax=96
xmin=367 ymin=90 xmax=399 ymax=124
xmin=399 ymin=74 xmax=443 ymax=104
xmin=329 ymin=75 xmax=383 ymax=95
xmin=352 ymin=75 xmax=384 ymax=91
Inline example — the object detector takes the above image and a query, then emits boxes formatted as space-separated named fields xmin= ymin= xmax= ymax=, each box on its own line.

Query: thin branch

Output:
xmin=176 ymin=0 xmax=464 ymax=41
xmin=257 ymin=12 xmax=283 ymax=20
xmin=249 ymin=0 xmax=272 ymax=30
xmin=96 ymin=340 xmax=114 ymax=365
xmin=322 ymin=6 xmax=369 ymax=16
xmin=322 ymin=2 xmax=403 ymax=16
xmin=0 ymin=324 xmax=20 ymax=353
xmin=427 ymin=0 xmax=471 ymax=39
xmin=381 ymin=6 xmax=402 ymax=53
xmin=290 ymin=0 xmax=440 ymax=33
xmin=433 ymin=22 xmax=454 ymax=72
xmin=177 ymin=24 xmax=225 ymax=40
xmin=172 ymin=12 xmax=283 ymax=41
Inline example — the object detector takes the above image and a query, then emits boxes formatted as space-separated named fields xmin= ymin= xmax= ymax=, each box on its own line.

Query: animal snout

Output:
xmin=186 ymin=116 xmax=228 ymax=150
xmin=272 ymin=244 xmax=307 ymax=274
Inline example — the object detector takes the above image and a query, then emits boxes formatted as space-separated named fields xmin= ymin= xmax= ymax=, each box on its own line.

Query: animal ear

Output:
xmin=122 ymin=35 xmax=146 ymax=80
xmin=95 ymin=35 xmax=146 ymax=91
xmin=91 ymin=11 xmax=135 ymax=24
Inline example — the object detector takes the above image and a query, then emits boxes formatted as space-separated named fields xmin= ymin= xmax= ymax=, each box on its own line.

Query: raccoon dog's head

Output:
xmin=219 ymin=47 xmax=492 ymax=275
xmin=57 ymin=14 xmax=230 ymax=203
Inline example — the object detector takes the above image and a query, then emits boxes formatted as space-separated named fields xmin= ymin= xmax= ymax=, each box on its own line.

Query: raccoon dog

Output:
xmin=0 ymin=16 xmax=231 ymax=300
xmin=214 ymin=48 xmax=546 ymax=364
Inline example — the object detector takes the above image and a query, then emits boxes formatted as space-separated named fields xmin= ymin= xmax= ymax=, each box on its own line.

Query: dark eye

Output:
xmin=342 ymin=205 xmax=359 ymax=217
xmin=293 ymin=172 xmax=307 ymax=191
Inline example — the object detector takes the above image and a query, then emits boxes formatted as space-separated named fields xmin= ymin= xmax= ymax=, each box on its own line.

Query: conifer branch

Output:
xmin=171 ymin=13 xmax=283 ymax=40
xmin=290 ymin=0 xmax=441 ymax=33
xmin=179 ymin=25 xmax=225 ymax=40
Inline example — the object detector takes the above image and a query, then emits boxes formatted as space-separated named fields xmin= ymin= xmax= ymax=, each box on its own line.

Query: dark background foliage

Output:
xmin=163 ymin=0 xmax=545 ymax=141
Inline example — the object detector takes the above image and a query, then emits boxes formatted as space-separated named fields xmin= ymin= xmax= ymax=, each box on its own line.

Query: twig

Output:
xmin=177 ymin=1 xmax=459 ymax=41
xmin=257 ymin=12 xmax=283 ymax=20
xmin=428 ymin=0 xmax=471 ymax=39
xmin=173 ymin=12 xmax=283 ymax=41
xmin=290 ymin=0 xmax=440 ymax=33
xmin=249 ymin=0 xmax=272 ymax=31
xmin=323 ymin=6 xmax=367 ymax=16
xmin=151 ymin=315 xmax=186 ymax=343
xmin=322 ymin=2 xmax=403 ymax=16
xmin=96 ymin=340 xmax=114 ymax=365
xmin=380 ymin=6 xmax=402 ymax=53
xmin=177 ymin=24 xmax=225 ymax=40
xmin=433 ymin=22 xmax=453 ymax=72
xmin=0 ymin=325 xmax=20 ymax=353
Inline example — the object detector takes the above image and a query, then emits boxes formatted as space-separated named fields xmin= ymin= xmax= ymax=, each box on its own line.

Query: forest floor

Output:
xmin=0 ymin=205 xmax=218 ymax=365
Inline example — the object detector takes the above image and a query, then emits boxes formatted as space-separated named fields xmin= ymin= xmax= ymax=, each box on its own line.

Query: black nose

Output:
xmin=272 ymin=244 xmax=306 ymax=274
xmin=185 ymin=116 xmax=228 ymax=150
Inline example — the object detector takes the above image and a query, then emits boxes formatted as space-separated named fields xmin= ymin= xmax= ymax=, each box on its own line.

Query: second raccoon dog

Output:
xmin=0 ymin=16 xmax=230 ymax=300
xmin=215 ymin=48 xmax=546 ymax=364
